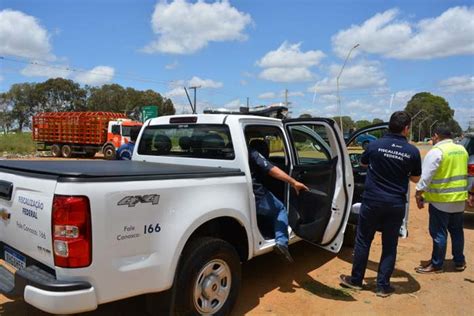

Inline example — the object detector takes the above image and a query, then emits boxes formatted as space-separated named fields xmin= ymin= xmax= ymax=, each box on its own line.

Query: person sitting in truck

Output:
xmin=249 ymin=139 xmax=309 ymax=263
xmin=116 ymin=128 xmax=140 ymax=160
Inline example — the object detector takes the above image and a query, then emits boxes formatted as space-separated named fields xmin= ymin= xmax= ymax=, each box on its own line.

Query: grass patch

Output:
xmin=301 ymin=280 xmax=353 ymax=298
xmin=0 ymin=132 xmax=36 ymax=155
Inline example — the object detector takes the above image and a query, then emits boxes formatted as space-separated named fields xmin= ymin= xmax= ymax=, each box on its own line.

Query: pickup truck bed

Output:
xmin=0 ymin=160 xmax=243 ymax=182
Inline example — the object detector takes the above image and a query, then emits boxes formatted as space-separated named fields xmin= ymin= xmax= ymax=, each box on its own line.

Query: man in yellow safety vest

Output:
xmin=415 ymin=125 xmax=469 ymax=273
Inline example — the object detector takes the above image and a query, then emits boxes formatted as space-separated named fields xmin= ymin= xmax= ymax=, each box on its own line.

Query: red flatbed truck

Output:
xmin=32 ymin=112 xmax=142 ymax=159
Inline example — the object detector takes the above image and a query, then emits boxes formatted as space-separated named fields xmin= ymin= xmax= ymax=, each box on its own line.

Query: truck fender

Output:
xmin=166 ymin=208 xmax=253 ymax=288
xmin=101 ymin=142 xmax=116 ymax=151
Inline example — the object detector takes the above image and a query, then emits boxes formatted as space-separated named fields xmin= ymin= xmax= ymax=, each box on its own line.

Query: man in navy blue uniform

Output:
xmin=249 ymin=139 xmax=308 ymax=263
xmin=340 ymin=111 xmax=421 ymax=297
xmin=116 ymin=128 xmax=140 ymax=160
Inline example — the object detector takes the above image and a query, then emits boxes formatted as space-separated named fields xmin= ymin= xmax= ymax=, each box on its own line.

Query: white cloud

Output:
xmin=287 ymin=91 xmax=305 ymax=97
xmin=257 ymin=42 xmax=325 ymax=68
xmin=165 ymin=61 xmax=179 ymax=70
xmin=142 ymin=0 xmax=252 ymax=54
xmin=20 ymin=61 xmax=72 ymax=78
xmin=20 ymin=62 xmax=118 ymax=85
xmin=259 ymin=67 xmax=313 ymax=82
xmin=258 ymin=92 xmax=277 ymax=99
xmin=240 ymin=79 xmax=248 ymax=86
xmin=189 ymin=76 xmax=223 ymax=89
xmin=223 ymin=99 xmax=245 ymax=109
xmin=391 ymin=90 xmax=416 ymax=109
xmin=0 ymin=9 xmax=54 ymax=60
xmin=308 ymin=61 xmax=386 ymax=94
xmin=323 ymin=104 xmax=338 ymax=113
xmin=332 ymin=6 xmax=474 ymax=60
xmin=259 ymin=90 xmax=305 ymax=99
xmin=74 ymin=66 xmax=115 ymax=86
xmin=164 ymin=76 xmax=223 ymax=99
xmin=439 ymin=75 xmax=474 ymax=93
xmin=257 ymin=42 xmax=325 ymax=82
xmin=165 ymin=87 xmax=187 ymax=98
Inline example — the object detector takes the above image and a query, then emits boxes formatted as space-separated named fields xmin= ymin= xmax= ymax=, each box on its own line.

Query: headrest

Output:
xmin=153 ymin=134 xmax=172 ymax=154
xmin=179 ymin=136 xmax=191 ymax=150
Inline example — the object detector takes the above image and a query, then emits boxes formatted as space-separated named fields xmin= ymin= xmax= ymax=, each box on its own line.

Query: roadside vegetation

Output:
xmin=0 ymin=132 xmax=35 ymax=155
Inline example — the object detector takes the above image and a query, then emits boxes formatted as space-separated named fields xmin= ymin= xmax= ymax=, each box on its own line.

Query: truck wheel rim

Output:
xmin=193 ymin=259 xmax=231 ymax=315
xmin=105 ymin=148 xmax=114 ymax=157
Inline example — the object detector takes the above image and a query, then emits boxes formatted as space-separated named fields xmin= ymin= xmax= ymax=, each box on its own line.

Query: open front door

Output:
xmin=345 ymin=123 xmax=410 ymax=238
xmin=284 ymin=118 xmax=353 ymax=253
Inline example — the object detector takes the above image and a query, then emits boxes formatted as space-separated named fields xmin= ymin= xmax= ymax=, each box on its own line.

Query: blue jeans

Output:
xmin=428 ymin=204 xmax=465 ymax=268
xmin=256 ymin=190 xmax=289 ymax=246
xmin=350 ymin=200 xmax=405 ymax=290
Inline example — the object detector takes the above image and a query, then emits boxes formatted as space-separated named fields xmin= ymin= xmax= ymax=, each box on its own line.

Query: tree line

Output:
xmin=0 ymin=78 xmax=175 ymax=132
xmin=300 ymin=92 xmax=463 ymax=141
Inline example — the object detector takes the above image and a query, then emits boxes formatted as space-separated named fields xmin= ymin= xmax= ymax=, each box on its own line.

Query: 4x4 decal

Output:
xmin=117 ymin=194 xmax=160 ymax=207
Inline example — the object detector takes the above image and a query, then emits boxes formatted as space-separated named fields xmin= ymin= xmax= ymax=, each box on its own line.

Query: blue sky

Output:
xmin=0 ymin=0 xmax=473 ymax=128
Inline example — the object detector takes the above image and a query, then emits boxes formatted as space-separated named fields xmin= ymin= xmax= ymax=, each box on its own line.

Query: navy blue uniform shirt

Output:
xmin=249 ymin=148 xmax=274 ymax=202
xmin=361 ymin=133 xmax=421 ymax=205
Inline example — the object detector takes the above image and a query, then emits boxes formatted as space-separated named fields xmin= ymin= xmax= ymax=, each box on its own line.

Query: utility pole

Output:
xmin=410 ymin=109 xmax=426 ymax=142
xmin=337 ymin=43 xmax=360 ymax=133
xmin=418 ymin=116 xmax=430 ymax=142
xmin=429 ymin=120 xmax=439 ymax=138
xmin=284 ymin=89 xmax=288 ymax=107
xmin=246 ymin=97 xmax=249 ymax=110
xmin=188 ymin=86 xmax=201 ymax=114
xmin=183 ymin=87 xmax=193 ymax=113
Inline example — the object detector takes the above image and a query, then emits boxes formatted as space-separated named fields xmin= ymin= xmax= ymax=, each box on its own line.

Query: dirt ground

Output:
xmin=1 ymin=147 xmax=474 ymax=315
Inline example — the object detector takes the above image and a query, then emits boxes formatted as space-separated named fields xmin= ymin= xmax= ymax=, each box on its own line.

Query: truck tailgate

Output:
xmin=0 ymin=172 xmax=56 ymax=269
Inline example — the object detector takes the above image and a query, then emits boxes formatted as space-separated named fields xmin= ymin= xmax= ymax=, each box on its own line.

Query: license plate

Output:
xmin=4 ymin=246 xmax=26 ymax=270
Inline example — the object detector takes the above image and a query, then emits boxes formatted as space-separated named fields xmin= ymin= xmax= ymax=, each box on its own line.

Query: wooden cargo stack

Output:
xmin=33 ymin=112 xmax=126 ymax=145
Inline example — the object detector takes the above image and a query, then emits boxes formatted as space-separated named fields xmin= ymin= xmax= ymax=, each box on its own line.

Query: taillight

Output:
xmin=468 ymin=163 xmax=474 ymax=176
xmin=52 ymin=195 xmax=92 ymax=268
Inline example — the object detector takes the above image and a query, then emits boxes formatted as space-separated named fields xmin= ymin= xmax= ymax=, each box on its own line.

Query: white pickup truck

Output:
xmin=0 ymin=114 xmax=394 ymax=315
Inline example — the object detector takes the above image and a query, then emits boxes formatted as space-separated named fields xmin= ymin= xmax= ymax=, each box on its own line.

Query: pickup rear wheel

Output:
xmin=174 ymin=237 xmax=241 ymax=316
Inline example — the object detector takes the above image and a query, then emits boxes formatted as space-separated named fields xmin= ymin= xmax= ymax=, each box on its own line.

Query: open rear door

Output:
xmin=345 ymin=123 xmax=410 ymax=238
xmin=284 ymin=118 xmax=353 ymax=253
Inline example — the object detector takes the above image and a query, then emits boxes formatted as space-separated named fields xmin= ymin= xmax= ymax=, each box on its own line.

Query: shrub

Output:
xmin=0 ymin=132 xmax=36 ymax=155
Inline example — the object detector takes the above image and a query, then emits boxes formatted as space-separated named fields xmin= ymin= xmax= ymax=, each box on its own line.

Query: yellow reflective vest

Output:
xmin=424 ymin=141 xmax=468 ymax=203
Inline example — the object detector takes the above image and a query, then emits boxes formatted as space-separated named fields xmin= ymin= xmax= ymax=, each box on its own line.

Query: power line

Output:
xmin=0 ymin=55 xmax=175 ymax=87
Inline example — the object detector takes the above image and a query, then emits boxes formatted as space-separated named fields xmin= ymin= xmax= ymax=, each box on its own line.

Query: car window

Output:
xmin=347 ymin=127 xmax=388 ymax=168
xmin=137 ymin=124 xmax=235 ymax=160
xmin=245 ymin=125 xmax=288 ymax=167
xmin=288 ymin=125 xmax=332 ymax=165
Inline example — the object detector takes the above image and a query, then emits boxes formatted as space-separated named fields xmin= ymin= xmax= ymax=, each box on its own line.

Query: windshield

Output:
xmin=137 ymin=124 xmax=235 ymax=160
xmin=122 ymin=125 xmax=140 ymax=137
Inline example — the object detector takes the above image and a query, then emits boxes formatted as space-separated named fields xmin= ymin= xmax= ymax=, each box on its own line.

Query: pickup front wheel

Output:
xmin=174 ymin=237 xmax=241 ymax=316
